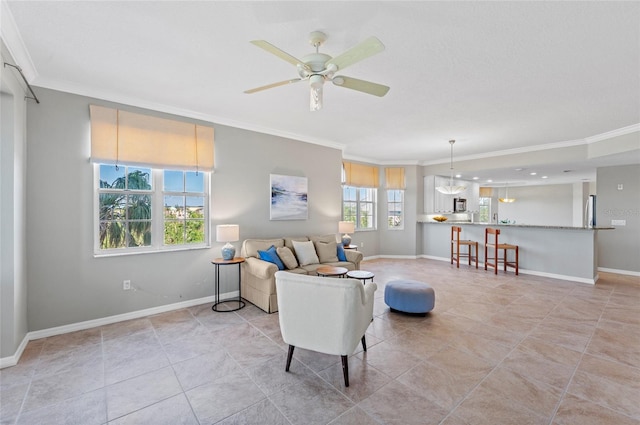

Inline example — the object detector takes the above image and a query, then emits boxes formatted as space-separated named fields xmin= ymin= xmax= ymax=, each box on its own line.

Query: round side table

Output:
xmin=211 ymin=257 xmax=246 ymax=312
xmin=316 ymin=266 xmax=348 ymax=278
xmin=346 ymin=270 xmax=375 ymax=284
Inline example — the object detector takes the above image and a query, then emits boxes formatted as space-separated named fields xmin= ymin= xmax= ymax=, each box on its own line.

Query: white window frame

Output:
xmin=93 ymin=164 xmax=210 ymax=256
xmin=342 ymin=186 xmax=377 ymax=231
xmin=387 ymin=189 xmax=404 ymax=230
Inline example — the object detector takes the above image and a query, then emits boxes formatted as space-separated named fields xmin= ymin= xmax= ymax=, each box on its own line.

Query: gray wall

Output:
xmin=492 ymin=184 xmax=574 ymax=226
xmin=1 ymin=44 xmax=29 ymax=358
xmin=25 ymin=88 xmax=343 ymax=331
xmin=596 ymin=164 xmax=640 ymax=273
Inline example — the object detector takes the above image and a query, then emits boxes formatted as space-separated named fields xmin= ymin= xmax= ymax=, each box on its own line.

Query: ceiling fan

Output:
xmin=244 ymin=31 xmax=390 ymax=111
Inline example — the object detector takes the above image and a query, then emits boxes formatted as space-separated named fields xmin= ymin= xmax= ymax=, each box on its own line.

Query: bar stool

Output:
xmin=451 ymin=226 xmax=478 ymax=268
xmin=484 ymin=227 xmax=519 ymax=275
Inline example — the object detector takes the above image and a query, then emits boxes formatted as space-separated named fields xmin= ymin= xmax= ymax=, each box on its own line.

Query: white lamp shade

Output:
xmin=216 ymin=224 xmax=239 ymax=242
xmin=338 ymin=221 xmax=355 ymax=234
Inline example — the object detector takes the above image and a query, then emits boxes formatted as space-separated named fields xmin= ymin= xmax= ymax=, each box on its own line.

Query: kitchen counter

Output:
xmin=419 ymin=221 xmax=614 ymax=231
xmin=419 ymin=222 xmax=613 ymax=284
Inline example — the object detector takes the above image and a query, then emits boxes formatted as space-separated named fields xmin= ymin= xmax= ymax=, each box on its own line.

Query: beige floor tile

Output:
xmin=567 ymin=354 xmax=640 ymax=419
xmin=186 ymin=371 xmax=266 ymax=424
xmin=358 ymin=380 xmax=449 ymax=425
xmin=4 ymin=259 xmax=639 ymax=425
xmin=552 ymin=393 xmax=640 ymax=425
xmin=108 ymin=393 xmax=198 ymax=425
xmin=269 ymin=378 xmax=354 ymax=425
xmin=452 ymin=385 xmax=549 ymax=425
xmin=106 ymin=366 xmax=182 ymax=421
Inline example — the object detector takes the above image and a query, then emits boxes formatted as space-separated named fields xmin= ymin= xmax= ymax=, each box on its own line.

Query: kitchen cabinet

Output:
xmin=424 ymin=175 xmax=478 ymax=213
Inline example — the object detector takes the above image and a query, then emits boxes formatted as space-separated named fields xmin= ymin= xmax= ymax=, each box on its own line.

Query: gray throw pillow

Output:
xmin=314 ymin=240 xmax=338 ymax=263
xmin=276 ymin=246 xmax=299 ymax=269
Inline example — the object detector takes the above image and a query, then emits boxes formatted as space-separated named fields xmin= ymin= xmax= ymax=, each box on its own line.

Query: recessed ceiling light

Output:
xmin=515 ymin=168 xmax=524 ymax=171
xmin=455 ymin=174 xmax=462 ymax=178
xmin=542 ymin=176 xmax=548 ymax=179
xmin=472 ymin=176 xmax=479 ymax=180
xmin=530 ymin=172 xmax=537 ymax=176
xmin=487 ymin=179 xmax=493 ymax=183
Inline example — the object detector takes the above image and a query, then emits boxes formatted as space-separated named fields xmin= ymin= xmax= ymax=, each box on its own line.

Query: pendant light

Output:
xmin=436 ymin=139 xmax=466 ymax=195
xmin=499 ymin=182 xmax=516 ymax=203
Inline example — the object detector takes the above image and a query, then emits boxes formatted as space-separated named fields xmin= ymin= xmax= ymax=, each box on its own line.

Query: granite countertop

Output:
xmin=417 ymin=221 xmax=614 ymax=230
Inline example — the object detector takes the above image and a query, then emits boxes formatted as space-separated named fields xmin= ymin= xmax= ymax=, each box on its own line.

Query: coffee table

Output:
xmin=316 ymin=266 xmax=348 ymax=278
xmin=346 ymin=270 xmax=375 ymax=284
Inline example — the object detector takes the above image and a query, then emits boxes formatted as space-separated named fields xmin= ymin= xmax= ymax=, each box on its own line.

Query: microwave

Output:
xmin=453 ymin=198 xmax=467 ymax=212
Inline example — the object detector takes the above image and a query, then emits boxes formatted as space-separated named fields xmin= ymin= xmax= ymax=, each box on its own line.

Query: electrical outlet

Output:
xmin=123 ymin=280 xmax=131 ymax=290
xmin=360 ymin=242 xmax=364 ymax=248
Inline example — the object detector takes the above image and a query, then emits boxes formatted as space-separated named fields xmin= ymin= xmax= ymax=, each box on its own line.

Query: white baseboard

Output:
xmin=598 ymin=267 xmax=640 ymax=277
xmin=0 ymin=291 xmax=237 ymax=369
xmin=419 ymin=255 xmax=596 ymax=284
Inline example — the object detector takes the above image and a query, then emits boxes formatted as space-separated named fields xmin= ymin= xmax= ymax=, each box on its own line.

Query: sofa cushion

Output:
xmin=314 ymin=240 xmax=339 ymax=263
xmin=284 ymin=236 xmax=309 ymax=251
xmin=336 ymin=244 xmax=347 ymax=261
xmin=292 ymin=240 xmax=320 ymax=266
xmin=276 ymin=246 xmax=299 ymax=270
xmin=258 ymin=245 xmax=285 ymax=270
xmin=243 ymin=238 xmax=284 ymax=258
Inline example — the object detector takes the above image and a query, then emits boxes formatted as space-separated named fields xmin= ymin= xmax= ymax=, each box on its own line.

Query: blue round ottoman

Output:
xmin=384 ymin=280 xmax=435 ymax=316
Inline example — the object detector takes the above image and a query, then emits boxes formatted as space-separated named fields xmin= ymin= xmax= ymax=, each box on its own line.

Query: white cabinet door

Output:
xmin=424 ymin=175 xmax=435 ymax=212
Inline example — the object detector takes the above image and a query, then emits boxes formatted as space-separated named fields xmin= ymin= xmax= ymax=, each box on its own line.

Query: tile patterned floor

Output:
xmin=1 ymin=258 xmax=639 ymax=425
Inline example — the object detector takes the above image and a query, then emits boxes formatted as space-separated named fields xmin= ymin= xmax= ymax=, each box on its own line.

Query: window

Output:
xmin=342 ymin=186 xmax=377 ymax=230
xmin=96 ymin=164 xmax=209 ymax=255
xmin=387 ymin=189 xmax=404 ymax=229
xmin=479 ymin=197 xmax=491 ymax=223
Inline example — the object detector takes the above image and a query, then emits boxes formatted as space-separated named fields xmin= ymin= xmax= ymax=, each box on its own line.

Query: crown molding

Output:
xmin=585 ymin=123 xmax=640 ymax=143
xmin=0 ymin=1 xmax=37 ymax=81
xmin=33 ymin=76 xmax=347 ymax=152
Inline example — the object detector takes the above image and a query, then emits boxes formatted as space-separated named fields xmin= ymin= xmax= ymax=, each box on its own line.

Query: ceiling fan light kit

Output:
xmin=436 ymin=140 xmax=467 ymax=195
xmin=245 ymin=31 xmax=390 ymax=111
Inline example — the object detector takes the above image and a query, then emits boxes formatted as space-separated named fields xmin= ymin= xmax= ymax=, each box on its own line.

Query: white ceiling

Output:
xmin=3 ymin=1 xmax=640 ymax=186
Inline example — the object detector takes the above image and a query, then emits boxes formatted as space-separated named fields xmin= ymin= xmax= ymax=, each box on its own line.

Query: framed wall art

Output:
xmin=270 ymin=174 xmax=308 ymax=220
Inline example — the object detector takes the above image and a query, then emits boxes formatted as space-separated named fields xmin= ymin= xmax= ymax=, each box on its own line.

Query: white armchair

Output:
xmin=275 ymin=271 xmax=377 ymax=387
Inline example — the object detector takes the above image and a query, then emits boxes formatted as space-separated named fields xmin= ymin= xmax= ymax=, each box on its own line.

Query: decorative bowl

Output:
xmin=433 ymin=216 xmax=448 ymax=222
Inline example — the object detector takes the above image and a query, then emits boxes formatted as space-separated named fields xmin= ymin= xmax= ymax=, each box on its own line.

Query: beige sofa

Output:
xmin=240 ymin=234 xmax=363 ymax=313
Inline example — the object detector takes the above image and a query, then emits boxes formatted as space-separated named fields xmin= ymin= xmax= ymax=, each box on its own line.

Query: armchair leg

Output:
xmin=285 ymin=345 xmax=295 ymax=372
xmin=361 ymin=335 xmax=367 ymax=352
xmin=341 ymin=355 xmax=350 ymax=387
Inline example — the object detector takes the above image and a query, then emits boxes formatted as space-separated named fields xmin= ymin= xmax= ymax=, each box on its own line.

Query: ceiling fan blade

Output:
xmin=326 ymin=36 xmax=385 ymax=71
xmin=332 ymin=76 xmax=390 ymax=97
xmin=244 ymin=78 xmax=302 ymax=94
xmin=250 ymin=40 xmax=309 ymax=71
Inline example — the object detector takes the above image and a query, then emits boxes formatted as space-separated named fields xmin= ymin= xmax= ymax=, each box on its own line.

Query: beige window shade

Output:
xmin=90 ymin=105 xmax=214 ymax=171
xmin=385 ymin=167 xmax=406 ymax=189
xmin=342 ymin=161 xmax=379 ymax=188
xmin=479 ymin=187 xmax=493 ymax=197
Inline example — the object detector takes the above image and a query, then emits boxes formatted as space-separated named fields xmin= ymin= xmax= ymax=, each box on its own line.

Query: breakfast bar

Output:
xmin=419 ymin=222 xmax=613 ymax=284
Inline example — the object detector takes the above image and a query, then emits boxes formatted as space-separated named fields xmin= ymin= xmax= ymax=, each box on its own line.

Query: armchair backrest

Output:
xmin=275 ymin=271 xmax=377 ymax=356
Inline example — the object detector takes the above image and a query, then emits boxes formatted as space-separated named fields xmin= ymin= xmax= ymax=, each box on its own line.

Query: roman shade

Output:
xmin=342 ymin=161 xmax=379 ymax=188
xmin=384 ymin=167 xmax=405 ymax=189
xmin=479 ymin=187 xmax=493 ymax=197
xmin=90 ymin=105 xmax=214 ymax=171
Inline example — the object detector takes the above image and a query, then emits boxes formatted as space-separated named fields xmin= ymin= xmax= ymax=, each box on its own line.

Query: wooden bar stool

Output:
xmin=484 ymin=227 xmax=519 ymax=275
xmin=451 ymin=226 xmax=478 ymax=268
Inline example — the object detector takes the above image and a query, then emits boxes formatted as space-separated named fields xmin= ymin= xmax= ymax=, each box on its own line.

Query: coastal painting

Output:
xmin=270 ymin=174 xmax=308 ymax=220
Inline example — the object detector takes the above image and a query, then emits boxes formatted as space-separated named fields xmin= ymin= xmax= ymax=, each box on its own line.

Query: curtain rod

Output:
xmin=3 ymin=62 xmax=40 ymax=104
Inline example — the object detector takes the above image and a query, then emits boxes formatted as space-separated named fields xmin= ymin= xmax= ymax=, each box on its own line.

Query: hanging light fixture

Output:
xmin=499 ymin=182 xmax=516 ymax=203
xmin=436 ymin=139 xmax=466 ymax=195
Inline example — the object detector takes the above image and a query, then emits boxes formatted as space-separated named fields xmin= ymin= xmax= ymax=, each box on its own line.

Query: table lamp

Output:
xmin=338 ymin=221 xmax=355 ymax=247
xmin=216 ymin=224 xmax=239 ymax=260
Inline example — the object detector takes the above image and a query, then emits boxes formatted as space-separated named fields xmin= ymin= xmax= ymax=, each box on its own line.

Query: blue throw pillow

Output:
xmin=336 ymin=244 xmax=347 ymax=262
xmin=258 ymin=245 xmax=285 ymax=270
